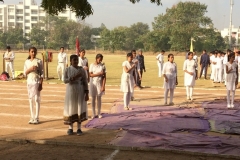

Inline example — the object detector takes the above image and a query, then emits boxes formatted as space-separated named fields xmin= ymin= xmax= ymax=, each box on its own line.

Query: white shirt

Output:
xmin=4 ymin=51 xmax=15 ymax=61
xmin=215 ymin=57 xmax=223 ymax=69
xmin=78 ymin=57 xmax=88 ymax=68
xmin=23 ymin=58 xmax=43 ymax=78
xmin=132 ymin=57 xmax=140 ymax=71
xmin=57 ymin=52 xmax=67 ymax=64
xmin=223 ymin=54 xmax=228 ymax=65
xmin=163 ymin=62 xmax=177 ymax=79
xmin=156 ymin=54 xmax=164 ymax=63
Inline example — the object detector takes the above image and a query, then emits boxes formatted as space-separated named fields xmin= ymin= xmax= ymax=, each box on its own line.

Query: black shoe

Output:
xmin=77 ymin=129 xmax=83 ymax=136
xmin=67 ymin=129 xmax=73 ymax=135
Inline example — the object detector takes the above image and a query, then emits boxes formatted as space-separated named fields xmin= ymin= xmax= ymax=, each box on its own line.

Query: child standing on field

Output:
xmin=156 ymin=50 xmax=165 ymax=77
xmin=63 ymin=54 xmax=89 ymax=135
xmin=226 ymin=53 xmax=238 ymax=108
xmin=89 ymin=54 xmax=106 ymax=119
xmin=24 ymin=47 xmax=43 ymax=124
xmin=121 ymin=53 xmax=135 ymax=110
xmin=163 ymin=54 xmax=178 ymax=105
xmin=183 ymin=52 xmax=197 ymax=101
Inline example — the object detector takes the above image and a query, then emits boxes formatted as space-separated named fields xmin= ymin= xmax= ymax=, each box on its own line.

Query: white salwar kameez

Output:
xmin=121 ymin=61 xmax=134 ymax=108
xmin=24 ymin=58 xmax=43 ymax=121
xmin=162 ymin=62 xmax=177 ymax=104
xmin=63 ymin=66 xmax=88 ymax=125
xmin=78 ymin=57 xmax=89 ymax=118
xmin=183 ymin=59 xmax=197 ymax=100
xmin=226 ymin=62 xmax=238 ymax=107
xmin=89 ymin=63 xmax=106 ymax=117
xmin=156 ymin=54 xmax=164 ymax=77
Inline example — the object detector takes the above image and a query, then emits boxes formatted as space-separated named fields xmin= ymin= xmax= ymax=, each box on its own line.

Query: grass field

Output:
xmin=0 ymin=50 xmax=226 ymax=89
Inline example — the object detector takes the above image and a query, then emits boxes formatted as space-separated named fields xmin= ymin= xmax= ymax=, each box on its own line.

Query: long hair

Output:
xmin=228 ymin=52 xmax=235 ymax=62
xmin=167 ymin=54 xmax=174 ymax=61
xmin=27 ymin=47 xmax=37 ymax=59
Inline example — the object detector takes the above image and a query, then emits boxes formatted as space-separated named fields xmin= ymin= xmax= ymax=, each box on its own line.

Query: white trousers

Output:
xmin=57 ymin=63 xmax=66 ymax=81
xmin=124 ymin=92 xmax=131 ymax=107
xmin=164 ymin=88 xmax=174 ymax=103
xmin=29 ymin=93 xmax=40 ymax=120
xmin=227 ymin=90 xmax=235 ymax=105
xmin=186 ymin=86 xmax=193 ymax=98
xmin=157 ymin=63 xmax=163 ymax=77
xmin=91 ymin=96 xmax=102 ymax=116
xmin=210 ymin=66 xmax=216 ymax=80
xmin=5 ymin=61 xmax=15 ymax=78
xmin=214 ymin=68 xmax=222 ymax=82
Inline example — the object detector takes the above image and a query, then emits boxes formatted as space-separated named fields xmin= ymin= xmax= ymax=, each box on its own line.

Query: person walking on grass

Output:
xmin=156 ymin=50 xmax=165 ymax=77
xmin=183 ymin=52 xmax=198 ymax=101
xmin=225 ymin=53 xmax=238 ymax=108
xmin=89 ymin=54 xmax=106 ymax=119
xmin=163 ymin=54 xmax=178 ymax=105
xmin=136 ymin=49 xmax=145 ymax=88
xmin=121 ymin=53 xmax=135 ymax=110
xmin=24 ymin=47 xmax=43 ymax=124
xmin=57 ymin=47 xmax=68 ymax=81
xmin=63 ymin=55 xmax=89 ymax=135
xmin=4 ymin=46 xmax=15 ymax=79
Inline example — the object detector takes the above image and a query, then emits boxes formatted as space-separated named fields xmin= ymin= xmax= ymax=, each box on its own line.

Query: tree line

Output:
xmin=0 ymin=2 xmax=229 ymax=52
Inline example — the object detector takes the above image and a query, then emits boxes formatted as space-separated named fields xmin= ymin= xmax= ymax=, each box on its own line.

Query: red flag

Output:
xmin=76 ymin=36 xmax=80 ymax=56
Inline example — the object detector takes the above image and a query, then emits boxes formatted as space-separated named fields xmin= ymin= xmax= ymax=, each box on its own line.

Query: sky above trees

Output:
xmin=5 ymin=0 xmax=240 ymax=30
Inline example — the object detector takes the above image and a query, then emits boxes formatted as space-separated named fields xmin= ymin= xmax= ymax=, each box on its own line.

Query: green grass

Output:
xmin=0 ymin=51 xmax=225 ymax=89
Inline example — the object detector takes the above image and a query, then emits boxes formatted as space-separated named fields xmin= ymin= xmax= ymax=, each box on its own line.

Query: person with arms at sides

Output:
xmin=156 ymin=50 xmax=165 ymax=77
xmin=63 ymin=54 xmax=89 ymax=135
xmin=214 ymin=51 xmax=224 ymax=83
xmin=237 ymin=51 xmax=240 ymax=88
xmin=223 ymin=49 xmax=231 ymax=86
xmin=57 ymin=47 xmax=68 ymax=81
xmin=89 ymin=54 xmax=106 ymax=119
xmin=136 ymin=49 xmax=145 ymax=88
xmin=163 ymin=54 xmax=178 ymax=105
xmin=193 ymin=51 xmax=198 ymax=78
xmin=199 ymin=50 xmax=210 ymax=80
xmin=121 ymin=53 xmax=135 ymax=110
xmin=4 ymin=46 xmax=15 ymax=79
xmin=225 ymin=53 xmax=238 ymax=108
xmin=131 ymin=50 xmax=141 ymax=100
xmin=183 ymin=52 xmax=198 ymax=101
xmin=24 ymin=47 xmax=43 ymax=124
xmin=78 ymin=49 xmax=89 ymax=118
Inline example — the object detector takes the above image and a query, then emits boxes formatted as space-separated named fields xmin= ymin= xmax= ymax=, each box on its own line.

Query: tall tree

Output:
xmin=40 ymin=0 xmax=162 ymax=19
xmin=152 ymin=2 xmax=213 ymax=51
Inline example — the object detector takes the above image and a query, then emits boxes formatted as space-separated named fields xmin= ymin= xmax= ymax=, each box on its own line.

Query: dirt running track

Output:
xmin=0 ymin=81 xmax=239 ymax=160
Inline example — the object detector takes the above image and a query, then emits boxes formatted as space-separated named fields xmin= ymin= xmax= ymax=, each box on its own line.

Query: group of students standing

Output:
xmin=22 ymin=47 xmax=239 ymax=135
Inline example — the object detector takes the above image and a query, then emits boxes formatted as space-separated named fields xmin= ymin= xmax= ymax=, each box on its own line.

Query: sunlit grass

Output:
xmin=0 ymin=50 xmax=225 ymax=89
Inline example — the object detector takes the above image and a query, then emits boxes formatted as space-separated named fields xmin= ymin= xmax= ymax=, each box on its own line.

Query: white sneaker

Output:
xmin=98 ymin=115 xmax=102 ymax=118
xmin=28 ymin=118 xmax=34 ymax=124
xmin=33 ymin=119 xmax=39 ymax=124
xmin=231 ymin=104 xmax=234 ymax=108
xmin=227 ymin=104 xmax=231 ymax=108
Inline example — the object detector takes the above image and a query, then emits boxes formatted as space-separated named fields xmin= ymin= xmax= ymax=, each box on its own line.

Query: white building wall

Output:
xmin=0 ymin=0 xmax=78 ymax=35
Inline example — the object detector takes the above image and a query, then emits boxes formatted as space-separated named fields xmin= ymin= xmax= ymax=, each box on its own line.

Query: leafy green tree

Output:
xmin=40 ymin=0 xmax=161 ymax=19
xmin=152 ymin=2 xmax=213 ymax=51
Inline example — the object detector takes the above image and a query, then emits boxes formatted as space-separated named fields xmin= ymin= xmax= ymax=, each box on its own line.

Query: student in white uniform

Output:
xmin=23 ymin=47 xmax=43 ymax=124
xmin=223 ymin=49 xmax=231 ymax=85
xmin=63 ymin=54 xmax=89 ymax=135
xmin=183 ymin=52 xmax=197 ymax=101
xmin=131 ymin=50 xmax=141 ymax=100
xmin=121 ymin=53 xmax=135 ymax=110
xmin=237 ymin=51 xmax=240 ymax=87
xmin=193 ymin=51 xmax=198 ymax=78
xmin=57 ymin=47 xmax=68 ymax=81
xmin=163 ymin=54 xmax=178 ymax=105
xmin=214 ymin=52 xmax=223 ymax=83
xmin=221 ymin=52 xmax=226 ymax=82
xmin=225 ymin=53 xmax=238 ymax=108
xmin=210 ymin=52 xmax=217 ymax=81
xmin=4 ymin=46 xmax=15 ymax=79
xmin=89 ymin=54 xmax=106 ymax=119
xmin=156 ymin=50 xmax=165 ymax=77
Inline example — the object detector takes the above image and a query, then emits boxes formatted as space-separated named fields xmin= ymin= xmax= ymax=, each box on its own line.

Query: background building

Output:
xmin=221 ymin=25 xmax=240 ymax=45
xmin=0 ymin=0 xmax=77 ymax=35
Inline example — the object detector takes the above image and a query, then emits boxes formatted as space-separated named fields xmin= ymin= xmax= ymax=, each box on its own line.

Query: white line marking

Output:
xmin=104 ymin=150 xmax=119 ymax=160
xmin=0 ymin=125 xmax=66 ymax=132
xmin=0 ymin=104 xmax=110 ymax=112
xmin=0 ymin=113 xmax=62 ymax=119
